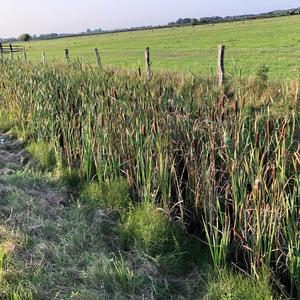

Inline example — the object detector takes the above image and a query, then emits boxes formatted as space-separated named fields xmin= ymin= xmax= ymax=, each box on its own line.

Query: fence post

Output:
xmin=9 ymin=44 xmax=13 ymax=60
xmin=65 ymin=49 xmax=69 ymax=64
xmin=42 ymin=51 xmax=46 ymax=65
xmin=145 ymin=47 xmax=151 ymax=80
xmin=23 ymin=47 xmax=27 ymax=62
xmin=0 ymin=43 xmax=3 ymax=63
xmin=94 ymin=48 xmax=101 ymax=67
xmin=217 ymin=45 xmax=225 ymax=88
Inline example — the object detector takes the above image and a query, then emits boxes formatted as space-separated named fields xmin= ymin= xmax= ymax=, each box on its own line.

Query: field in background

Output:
xmin=16 ymin=15 xmax=300 ymax=79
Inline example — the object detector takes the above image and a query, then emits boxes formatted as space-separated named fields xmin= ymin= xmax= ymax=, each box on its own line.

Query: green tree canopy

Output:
xmin=19 ymin=33 xmax=32 ymax=42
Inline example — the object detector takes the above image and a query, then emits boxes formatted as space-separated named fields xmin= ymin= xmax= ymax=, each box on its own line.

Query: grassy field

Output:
xmin=14 ymin=15 xmax=300 ymax=79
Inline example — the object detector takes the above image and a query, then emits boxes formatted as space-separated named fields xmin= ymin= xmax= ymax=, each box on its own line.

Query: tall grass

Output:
xmin=0 ymin=60 xmax=299 ymax=297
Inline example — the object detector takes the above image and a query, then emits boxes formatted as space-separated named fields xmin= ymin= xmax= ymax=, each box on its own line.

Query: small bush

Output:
xmin=206 ymin=269 xmax=275 ymax=300
xmin=27 ymin=141 xmax=56 ymax=171
xmin=81 ymin=178 xmax=131 ymax=211
xmin=119 ymin=202 xmax=184 ymax=260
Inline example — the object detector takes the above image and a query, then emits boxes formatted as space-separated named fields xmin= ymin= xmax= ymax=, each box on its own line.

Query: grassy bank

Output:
xmin=0 ymin=60 xmax=299 ymax=298
xmin=0 ymin=136 xmax=275 ymax=299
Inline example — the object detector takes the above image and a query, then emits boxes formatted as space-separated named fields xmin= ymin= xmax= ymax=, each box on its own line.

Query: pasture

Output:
xmin=18 ymin=15 xmax=300 ymax=79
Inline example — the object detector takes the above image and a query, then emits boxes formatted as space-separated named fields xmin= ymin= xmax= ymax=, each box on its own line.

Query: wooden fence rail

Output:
xmin=0 ymin=43 xmax=25 ymax=61
xmin=0 ymin=44 xmax=24 ymax=54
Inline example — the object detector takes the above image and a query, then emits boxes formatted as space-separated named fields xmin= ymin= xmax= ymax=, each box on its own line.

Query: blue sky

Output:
xmin=1 ymin=0 xmax=300 ymax=37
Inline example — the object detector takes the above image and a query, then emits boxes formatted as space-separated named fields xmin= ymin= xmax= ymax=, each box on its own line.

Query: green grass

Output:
xmin=80 ymin=178 xmax=132 ymax=211
xmin=0 ymin=174 xmax=161 ymax=299
xmin=119 ymin=202 xmax=184 ymax=268
xmin=11 ymin=15 xmax=300 ymax=79
xmin=206 ymin=269 xmax=275 ymax=300
xmin=27 ymin=141 xmax=56 ymax=171
xmin=0 ymin=169 xmax=280 ymax=299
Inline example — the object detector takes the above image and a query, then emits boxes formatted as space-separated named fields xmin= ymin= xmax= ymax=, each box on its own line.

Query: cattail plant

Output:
xmin=0 ymin=60 xmax=299 ymax=297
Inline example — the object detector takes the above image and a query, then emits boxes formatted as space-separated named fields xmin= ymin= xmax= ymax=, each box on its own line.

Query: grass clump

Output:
xmin=81 ymin=178 xmax=132 ymax=211
xmin=119 ymin=202 xmax=184 ymax=265
xmin=82 ymin=253 xmax=148 ymax=298
xmin=206 ymin=269 xmax=275 ymax=300
xmin=27 ymin=141 xmax=56 ymax=171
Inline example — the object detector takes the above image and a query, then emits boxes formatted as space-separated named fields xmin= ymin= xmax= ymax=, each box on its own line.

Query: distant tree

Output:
xmin=49 ymin=33 xmax=58 ymax=39
xmin=191 ymin=18 xmax=200 ymax=26
xmin=199 ymin=18 xmax=209 ymax=24
xmin=175 ymin=18 xmax=193 ymax=25
xmin=19 ymin=33 xmax=32 ymax=41
xmin=86 ymin=29 xmax=91 ymax=34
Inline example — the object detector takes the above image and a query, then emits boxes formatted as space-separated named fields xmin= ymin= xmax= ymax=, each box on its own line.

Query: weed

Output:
xmin=27 ymin=141 xmax=56 ymax=171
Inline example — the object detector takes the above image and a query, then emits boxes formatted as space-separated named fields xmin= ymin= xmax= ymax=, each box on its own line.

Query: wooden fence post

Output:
xmin=65 ymin=49 xmax=70 ymax=64
xmin=23 ymin=47 xmax=27 ymax=62
xmin=217 ymin=45 xmax=225 ymax=88
xmin=145 ymin=47 xmax=151 ymax=80
xmin=42 ymin=51 xmax=46 ymax=65
xmin=9 ymin=44 xmax=13 ymax=60
xmin=94 ymin=48 xmax=101 ymax=67
xmin=0 ymin=43 xmax=3 ymax=63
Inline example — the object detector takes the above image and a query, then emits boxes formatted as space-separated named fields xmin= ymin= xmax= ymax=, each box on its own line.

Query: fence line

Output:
xmin=2 ymin=44 xmax=300 ymax=82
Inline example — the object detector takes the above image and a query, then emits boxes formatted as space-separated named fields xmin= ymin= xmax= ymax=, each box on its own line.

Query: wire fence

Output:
xmin=3 ymin=45 xmax=300 ymax=79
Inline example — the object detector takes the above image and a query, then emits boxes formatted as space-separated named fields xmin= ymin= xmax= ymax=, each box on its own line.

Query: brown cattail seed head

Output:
xmin=192 ymin=139 xmax=198 ymax=149
xmin=255 ymin=131 xmax=260 ymax=148
xmin=141 ymin=124 xmax=146 ymax=136
xmin=281 ymin=127 xmax=286 ymax=139
xmin=152 ymin=121 xmax=158 ymax=134
xmin=254 ymin=179 xmax=261 ymax=194
xmin=113 ymin=89 xmax=118 ymax=99
xmin=220 ymin=95 xmax=225 ymax=108
xmin=234 ymin=100 xmax=238 ymax=117
xmin=272 ymin=165 xmax=276 ymax=180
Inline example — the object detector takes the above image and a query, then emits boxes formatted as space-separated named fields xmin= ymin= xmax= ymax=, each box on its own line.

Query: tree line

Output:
xmin=1 ymin=7 xmax=299 ymax=43
xmin=168 ymin=7 xmax=300 ymax=26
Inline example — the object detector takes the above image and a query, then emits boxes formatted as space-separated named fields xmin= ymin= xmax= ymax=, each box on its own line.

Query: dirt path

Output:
xmin=0 ymin=132 xmax=66 ymax=205
xmin=0 ymin=132 xmax=28 ymax=174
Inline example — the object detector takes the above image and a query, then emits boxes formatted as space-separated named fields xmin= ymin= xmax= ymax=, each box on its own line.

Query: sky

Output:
xmin=1 ymin=0 xmax=300 ymax=38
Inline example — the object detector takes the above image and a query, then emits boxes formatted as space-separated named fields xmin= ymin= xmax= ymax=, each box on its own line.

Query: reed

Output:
xmin=0 ymin=60 xmax=298 ymax=297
